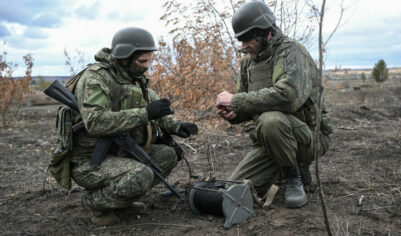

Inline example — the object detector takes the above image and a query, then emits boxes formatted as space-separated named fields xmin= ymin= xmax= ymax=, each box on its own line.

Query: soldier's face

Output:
xmin=136 ymin=52 xmax=153 ymax=68
xmin=240 ymin=39 xmax=262 ymax=59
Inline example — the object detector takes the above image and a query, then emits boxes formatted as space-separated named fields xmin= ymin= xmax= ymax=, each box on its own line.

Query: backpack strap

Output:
xmin=65 ymin=67 xmax=90 ymax=92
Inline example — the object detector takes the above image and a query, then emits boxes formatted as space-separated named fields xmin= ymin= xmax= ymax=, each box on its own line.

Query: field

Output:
xmin=0 ymin=74 xmax=400 ymax=235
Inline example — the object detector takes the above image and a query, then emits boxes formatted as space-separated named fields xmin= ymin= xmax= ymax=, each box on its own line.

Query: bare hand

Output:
xmin=216 ymin=91 xmax=237 ymax=120
xmin=216 ymin=91 xmax=234 ymax=108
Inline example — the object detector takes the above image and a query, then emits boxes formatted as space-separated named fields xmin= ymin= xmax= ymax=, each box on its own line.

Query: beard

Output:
xmin=249 ymin=52 xmax=258 ymax=61
xmin=248 ymin=38 xmax=269 ymax=61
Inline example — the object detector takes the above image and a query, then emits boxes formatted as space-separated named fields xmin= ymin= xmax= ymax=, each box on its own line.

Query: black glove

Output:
xmin=146 ymin=98 xmax=174 ymax=120
xmin=177 ymin=123 xmax=198 ymax=138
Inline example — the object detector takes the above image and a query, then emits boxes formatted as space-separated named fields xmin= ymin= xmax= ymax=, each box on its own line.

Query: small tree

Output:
xmin=360 ymin=72 xmax=366 ymax=81
xmin=372 ymin=59 xmax=389 ymax=83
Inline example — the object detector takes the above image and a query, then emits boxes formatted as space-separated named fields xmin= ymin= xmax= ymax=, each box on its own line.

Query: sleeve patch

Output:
xmin=272 ymin=57 xmax=284 ymax=84
xmin=86 ymin=84 xmax=108 ymax=108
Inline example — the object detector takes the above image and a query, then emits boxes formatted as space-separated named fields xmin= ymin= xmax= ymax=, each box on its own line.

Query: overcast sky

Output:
xmin=1 ymin=0 xmax=400 ymax=76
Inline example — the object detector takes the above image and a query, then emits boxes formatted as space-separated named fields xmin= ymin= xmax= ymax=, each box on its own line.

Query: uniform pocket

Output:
xmin=319 ymin=134 xmax=331 ymax=156
xmin=71 ymin=162 xmax=106 ymax=189
xmin=121 ymin=85 xmax=146 ymax=110
xmin=288 ymin=115 xmax=314 ymax=163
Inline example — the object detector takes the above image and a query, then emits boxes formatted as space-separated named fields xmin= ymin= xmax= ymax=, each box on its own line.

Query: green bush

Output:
xmin=372 ymin=59 xmax=389 ymax=83
xmin=361 ymin=72 xmax=366 ymax=81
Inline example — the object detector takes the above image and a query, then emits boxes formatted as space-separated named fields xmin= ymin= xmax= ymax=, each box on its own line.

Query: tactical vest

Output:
xmin=246 ymin=56 xmax=274 ymax=92
xmin=68 ymin=63 xmax=155 ymax=158
xmin=239 ymin=39 xmax=332 ymax=135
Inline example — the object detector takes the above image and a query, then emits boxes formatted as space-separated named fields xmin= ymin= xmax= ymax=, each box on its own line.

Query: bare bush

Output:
xmin=0 ymin=42 xmax=34 ymax=127
xmin=64 ymin=48 xmax=86 ymax=76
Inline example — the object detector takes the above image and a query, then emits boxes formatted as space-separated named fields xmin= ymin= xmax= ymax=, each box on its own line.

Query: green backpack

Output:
xmin=49 ymin=105 xmax=73 ymax=189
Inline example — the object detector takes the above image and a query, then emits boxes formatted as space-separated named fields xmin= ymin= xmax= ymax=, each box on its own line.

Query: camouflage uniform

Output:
xmin=228 ymin=32 xmax=332 ymax=196
xmin=70 ymin=48 xmax=182 ymax=210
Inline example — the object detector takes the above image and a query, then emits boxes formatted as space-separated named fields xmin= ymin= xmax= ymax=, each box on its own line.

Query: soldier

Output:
xmin=216 ymin=2 xmax=332 ymax=208
xmin=69 ymin=27 xmax=198 ymax=225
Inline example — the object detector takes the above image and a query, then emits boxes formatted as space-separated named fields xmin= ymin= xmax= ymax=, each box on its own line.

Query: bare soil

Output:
xmin=1 ymin=77 xmax=400 ymax=235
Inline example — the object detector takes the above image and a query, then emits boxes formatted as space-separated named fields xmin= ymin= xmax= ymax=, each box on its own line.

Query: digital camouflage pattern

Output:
xmin=70 ymin=48 xmax=183 ymax=210
xmin=232 ymin=32 xmax=323 ymax=120
xmin=228 ymin=32 xmax=332 ymax=196
xmin=72 ymin=144 xmax=177 ymax=210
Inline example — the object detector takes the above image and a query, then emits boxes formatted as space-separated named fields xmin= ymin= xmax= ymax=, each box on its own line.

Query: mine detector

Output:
xmin=44 ymin=80 xmax=278 ymax=229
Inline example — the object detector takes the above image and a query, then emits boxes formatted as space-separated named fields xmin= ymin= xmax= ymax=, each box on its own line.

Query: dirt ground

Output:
xmin=1 ymin=76 xmax=400 ymax=235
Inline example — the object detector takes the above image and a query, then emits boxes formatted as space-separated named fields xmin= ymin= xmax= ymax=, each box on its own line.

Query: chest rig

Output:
xmin=245 ymin=57 xmax=274 ymax=92
xmin=120 ymin=80 xmax=154 ymax=151
xmin=68 ymin=63 xmax=154 ymax=154
xmin=104 ymin=67 xmax=155 ymax=151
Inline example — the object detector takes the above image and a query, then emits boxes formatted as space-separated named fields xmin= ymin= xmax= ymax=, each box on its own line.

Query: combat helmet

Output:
xmin=232 ymin=1 xmax=276 ymax=38
xmin=110 ymin=27 xmax=157 ymax=59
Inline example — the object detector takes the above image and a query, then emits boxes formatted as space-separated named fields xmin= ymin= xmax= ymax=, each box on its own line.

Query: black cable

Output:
xmin=191 ymin=182 xmax=224 ymax=216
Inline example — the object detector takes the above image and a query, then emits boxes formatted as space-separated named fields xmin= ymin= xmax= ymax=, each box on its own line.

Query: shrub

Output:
xmin=0 ymin=42 xmax=34 ymax=127
xmin=372 ymin=59 xmax=389 ymax=83
xmin=361 ymin=72 xmax=366 ymax=81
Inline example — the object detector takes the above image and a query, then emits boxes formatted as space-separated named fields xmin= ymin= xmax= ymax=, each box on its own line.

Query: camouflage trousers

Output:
xmin=71 ymin=144 xmax=177 ymax=210
xmin=229 ymin=111 xmax=330 ymax=196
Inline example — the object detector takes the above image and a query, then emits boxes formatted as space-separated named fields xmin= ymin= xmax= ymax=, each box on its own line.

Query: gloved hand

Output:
xmin=146 ymin=98 xmax=174 ymax=120
xmin=177 ymin=122 xmax=198 ymax=138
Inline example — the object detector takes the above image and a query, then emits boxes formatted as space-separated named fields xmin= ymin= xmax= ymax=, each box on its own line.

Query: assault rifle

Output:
xmin=44 ymin=80 xmax=183 ymax=199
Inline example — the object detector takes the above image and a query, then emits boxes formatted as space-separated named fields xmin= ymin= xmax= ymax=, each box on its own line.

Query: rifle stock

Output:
xmin=44 ymin=80 xmax=85 ymax=131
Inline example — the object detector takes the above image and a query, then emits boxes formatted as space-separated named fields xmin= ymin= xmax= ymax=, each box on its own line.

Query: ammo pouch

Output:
xmin=296 ymin=97 xmax=333 ymax=136
xmin=299 ymin=97 xmax=317 ymax=128
xmin=49 ymin=105 xmax=73 ymax=189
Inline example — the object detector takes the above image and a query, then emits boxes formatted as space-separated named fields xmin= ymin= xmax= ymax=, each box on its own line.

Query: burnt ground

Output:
xmin=0 ymin=78 xmax=400 ymax=235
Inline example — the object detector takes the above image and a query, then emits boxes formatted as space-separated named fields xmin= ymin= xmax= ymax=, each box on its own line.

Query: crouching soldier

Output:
xmin=65 ymin=27 xmax=198 ymax=225
xmin=216 ymin=2 xmax=332 ymax=208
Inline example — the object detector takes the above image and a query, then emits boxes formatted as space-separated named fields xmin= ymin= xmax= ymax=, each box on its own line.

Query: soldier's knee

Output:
xmin=256 ymin=111 xmax=290 ymax=137
xmin=124 ymin=163 xmax=154 ymax=195
xmin=165 ymin=146 xmax=178 ymax=165
xmin=137 ymin=165 xmax=154 ymax=190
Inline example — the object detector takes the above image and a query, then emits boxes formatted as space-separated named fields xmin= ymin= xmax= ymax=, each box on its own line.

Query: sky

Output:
xmin=1 ymin=0 xmax=400 ymax=76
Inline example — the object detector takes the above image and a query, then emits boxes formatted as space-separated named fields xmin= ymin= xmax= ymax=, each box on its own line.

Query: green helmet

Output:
xmin=110 ymin=27 xmax=157 ymax=59
xmin=232 ymin=1 xmax=276 ymax=38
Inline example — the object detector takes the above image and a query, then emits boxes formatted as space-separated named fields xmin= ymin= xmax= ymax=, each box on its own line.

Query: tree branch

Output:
xmin=206 ymin=0 xmax=238 ymax=59
xmin=316 ymin=1 xmax=333 ymax=235
xmin=324 ymin=0 xmax=345 ymax=46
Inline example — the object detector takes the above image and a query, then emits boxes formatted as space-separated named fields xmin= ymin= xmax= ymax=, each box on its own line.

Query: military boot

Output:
xmin=81 ymin=195 xmax=119 ymax=226
xmin=281 ymin=165 xmax=308 ymax=208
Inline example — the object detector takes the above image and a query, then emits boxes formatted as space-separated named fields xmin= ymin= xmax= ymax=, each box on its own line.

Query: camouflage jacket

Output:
xmin=71 ymin=48 xmax=182 ymax=158
xmin=231 ymin=32 xmax=332 ymax=134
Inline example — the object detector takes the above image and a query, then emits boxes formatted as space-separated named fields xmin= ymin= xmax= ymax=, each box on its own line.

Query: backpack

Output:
xmin=49 ymin=105 xmax=73 ymax=189
xmin=48 ymin=69 xmax=88 ymax=189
